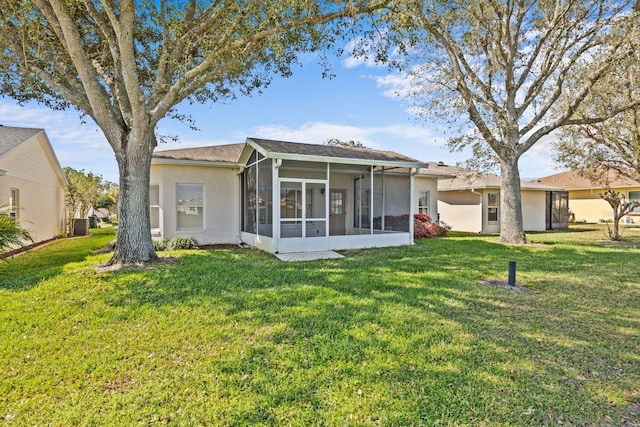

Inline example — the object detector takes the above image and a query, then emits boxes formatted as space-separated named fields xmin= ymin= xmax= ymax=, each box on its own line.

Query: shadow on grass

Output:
xmin=94 ymin=238 xmax=639 ymax=425
xmin=0 ymin=229 xmax=116 ymax=291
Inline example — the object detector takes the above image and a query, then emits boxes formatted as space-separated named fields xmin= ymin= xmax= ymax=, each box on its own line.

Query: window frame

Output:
xmin=176 ymin=183 xmax=204 ymax=231
xmin=487 ymin=192 xmax=499 ymax=223
xmin=418 ymin=190 xmax=430 ymax=216
xmin=9 ymin=188 xmax=19 ymax=220
xmin=149 ymin=184 xmax=160 ymax=231
xmin=629 ymin=190 xmax=640 ymax=213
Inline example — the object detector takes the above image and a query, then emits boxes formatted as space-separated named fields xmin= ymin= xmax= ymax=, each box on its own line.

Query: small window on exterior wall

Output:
xmin=176 ymin=184 xmax=203 ymax=230
xmin=418 ymin=191 xmax=430 ymax=215
xmin=629 ymin=191 xmax=640 ymax=213
xmin=487 ymin=192 xmax=499 ymax=222
xmin=150 ymin=185 xmax=160 ymax=230
xmin=9 ymin=188 xmax=19 ymax=220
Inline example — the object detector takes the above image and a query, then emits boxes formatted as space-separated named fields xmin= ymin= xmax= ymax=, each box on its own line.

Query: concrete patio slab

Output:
xmin=275 ymin=250 xmax=344 ymax=262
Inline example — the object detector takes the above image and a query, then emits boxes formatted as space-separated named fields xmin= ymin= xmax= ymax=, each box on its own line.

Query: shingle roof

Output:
xmin=437 ymin=165 xmax=563 ymax=191
xmin=537 ymin=170 xmax=640 ymax=190
xmin=247 ymin=137 xmax=422 ymax=164
xmin=153 ymin=143 xmax=244 ymax=163
xmin=153 ymin=138 xmax=428 ymax=168
xmin=0 ymin=125 xmax=43 ymax=157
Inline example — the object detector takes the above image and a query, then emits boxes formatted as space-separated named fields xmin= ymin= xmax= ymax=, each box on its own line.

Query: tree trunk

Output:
xmin=106 ymin=129 xmax=157 ymax=265
xmin=612 ymin=216 xmax=621 ymax=240
xmin=499 ymin=158 xmax=527 ymax=244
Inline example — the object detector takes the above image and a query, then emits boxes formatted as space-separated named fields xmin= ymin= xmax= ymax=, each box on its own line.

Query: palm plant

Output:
xmin=0 ymin=202 xmax=33 ymax=255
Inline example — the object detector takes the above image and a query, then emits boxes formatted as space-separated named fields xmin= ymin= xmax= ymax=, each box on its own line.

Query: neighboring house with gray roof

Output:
xmin=538 ymin=170 xmax=640 ymax=223
xmin=434 ymin=164 xmax=568 ymax=234
xmin=151 ymin=137 xmax=445 ymax=253
xmin=0 ymin=125 xmax=67 ymax=246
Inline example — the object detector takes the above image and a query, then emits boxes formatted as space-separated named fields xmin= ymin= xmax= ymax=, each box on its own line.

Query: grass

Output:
xmin=1 ymin=225 xmax=639 ymax=426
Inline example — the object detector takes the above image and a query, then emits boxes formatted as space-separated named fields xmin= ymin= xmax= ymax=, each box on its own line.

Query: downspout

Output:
xmin=470 ymin=188 xmax=483 ymax=234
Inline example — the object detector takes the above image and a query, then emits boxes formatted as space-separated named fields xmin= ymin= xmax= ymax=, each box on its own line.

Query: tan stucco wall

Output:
xmin=568 ymin=187 xmax=640 ymax=223
xmin=150 ymin=163 xmax=241 ymax=245
xmin=437 ymin=189 xmax=548 ymax=234
xmin=522 ymin=190 xmax=547 ymax=232
xmin=0 ymin=134 xmax=66 ymax=243
xmin=438 ymin=190 xmax=483 ymax=233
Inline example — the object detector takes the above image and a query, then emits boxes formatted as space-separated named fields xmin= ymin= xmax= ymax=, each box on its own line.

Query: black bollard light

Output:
xmin=508 ymin=260 xmax=516 ymax=286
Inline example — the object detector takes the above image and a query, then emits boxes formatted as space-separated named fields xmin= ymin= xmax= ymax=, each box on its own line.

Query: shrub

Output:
xmin=414 ymin=214 xmax=451 ymax=239
xmin=153 ymin=238 xmax=168 ymax=251
xmin=154 ymin=237 xmax=199 ymax=251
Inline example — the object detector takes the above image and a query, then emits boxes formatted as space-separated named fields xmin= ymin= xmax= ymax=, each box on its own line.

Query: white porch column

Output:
xmin=370 ymin=165 xmax=374 ymax=234
xmin=410 ymin=168 xmax=416 ymax=245
xmin=273 ymin=158 xmax=282 ymax=252
xmin=326 ymin=163 xmax=330 ymax=238
xmin=381 ymin=168 xmax=385 ymax=231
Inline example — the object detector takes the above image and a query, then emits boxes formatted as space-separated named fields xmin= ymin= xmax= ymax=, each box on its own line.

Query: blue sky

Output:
xmin=0 ymin=54 xmax=562 ymax=184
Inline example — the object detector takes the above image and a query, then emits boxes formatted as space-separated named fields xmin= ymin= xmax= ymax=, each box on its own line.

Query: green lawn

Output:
xmin=1 ymin=226 xmax=639 ymax=426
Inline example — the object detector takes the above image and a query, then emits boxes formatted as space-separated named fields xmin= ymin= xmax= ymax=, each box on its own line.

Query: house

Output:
xmin=430 ymin=163 xmax=568 ymax=233
xmin=150 ymin=137 xmax=445 ymax=253
xmin=0 ymin=125 xmax=67 ymax=245
xmin=538 ymin=170 xmax=640 ymax=223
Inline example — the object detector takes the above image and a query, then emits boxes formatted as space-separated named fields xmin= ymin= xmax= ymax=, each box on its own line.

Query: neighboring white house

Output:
xmin=429 ymin=163 xmax=568 ymax=234
xmin=0 ymin=125 xmax=68 ymax=244
xmin=150 ymin=138 xmax=445 ymax=254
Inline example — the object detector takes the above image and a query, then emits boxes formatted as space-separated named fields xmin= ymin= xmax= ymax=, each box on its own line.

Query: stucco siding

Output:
xmin=522 ymin=190 xmax=547 ymax=231
xmin=0 ymin=134 xmax=66 ymax=243
xmin=150 ymin=163 xmax=241 ymax=245
xmin=568 ymin=187 xmax=640 ymax=223
xmin=438 ymin=189 xmax=547 ymax=233
xmin=438 ymin=190 xmax=483 ymax=233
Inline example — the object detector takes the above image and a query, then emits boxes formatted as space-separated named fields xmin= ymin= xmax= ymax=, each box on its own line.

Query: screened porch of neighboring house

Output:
xmin=238 ymin=138 xmax=426 ymax=254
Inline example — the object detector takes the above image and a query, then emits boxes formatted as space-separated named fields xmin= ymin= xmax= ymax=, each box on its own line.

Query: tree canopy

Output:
xmin=0 ymin=0 xmax=388 ymax=265
xmin=373 ymin=0 xmax=639 ymax=243
xmin=555 ymin=44 xmax=640 ymax=184
xmin=326 ymin=138 xmax=367 ymax=148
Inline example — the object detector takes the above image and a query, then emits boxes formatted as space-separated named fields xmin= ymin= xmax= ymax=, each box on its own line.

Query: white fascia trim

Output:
xmin=263 ymin=151 xmax=427 ymax=169
xmin=151 ymin=158 xmax=240 ymax=168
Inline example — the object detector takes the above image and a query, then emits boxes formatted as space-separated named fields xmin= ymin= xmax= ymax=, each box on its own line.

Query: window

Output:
xmin=9 ymin=188 xmax=18 ymax=220
xmin=630 ymin=191 xmax=640 ymax=213
xmin=330 ymin=191 xmax=344 ymax=215
xmin=176 ymin=184 xmax=203 ymax=230
xmin=418 ymin=191 xmax=430 ymax=215
xmin=487 ymin=192 xmax=499 ymax=222
xmin=150 ymin=185 xmax=160 ymax=230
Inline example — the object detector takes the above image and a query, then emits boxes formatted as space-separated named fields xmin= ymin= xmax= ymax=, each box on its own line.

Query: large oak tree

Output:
xmin=555 ymin=37 xmax=640 ymax=183
xmin=379 ymin=0 xmax=639 ymax=243
xmin=0 ymin=0 xmax=386 ymax=265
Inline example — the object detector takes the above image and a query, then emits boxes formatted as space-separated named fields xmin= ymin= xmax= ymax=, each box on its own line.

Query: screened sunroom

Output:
xmin=239 ymin=138 xmax=427 ymax=254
